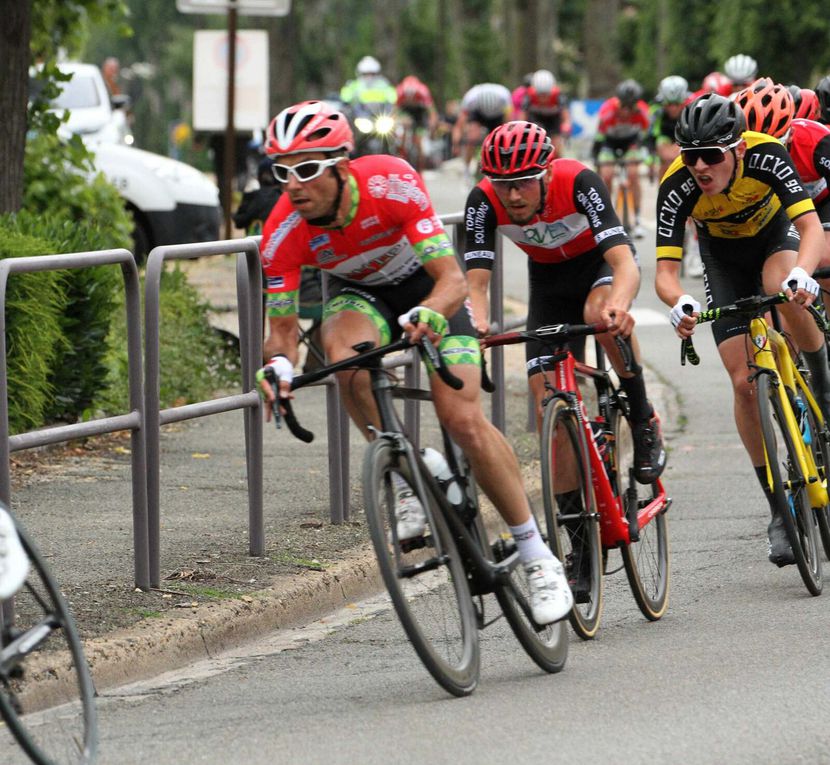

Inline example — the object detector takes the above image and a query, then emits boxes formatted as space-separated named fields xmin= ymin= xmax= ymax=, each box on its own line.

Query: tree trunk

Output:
xmin=582 ymin=0 xmax=620 ymax=98
xmin=515 ymin=0 xmax=539 ymax=78
xmin=0 ymin=0 xmax=31 ymax=214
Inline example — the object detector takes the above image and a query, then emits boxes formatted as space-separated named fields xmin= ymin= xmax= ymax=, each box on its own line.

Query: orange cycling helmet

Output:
xmin=480 ymin=120 xmax=553 ymax=179
xmin=734 ymin=78 xmax=794 ymax=139
xmin=264 ymin=100 xmax=354 ymax=157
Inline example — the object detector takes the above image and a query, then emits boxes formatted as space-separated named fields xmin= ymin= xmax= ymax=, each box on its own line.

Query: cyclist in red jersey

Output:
xmin=464 ymin=121 xmax=666 ymax=599
xmin=592 ymin=79 xmax=651 ymax=238
xmin=463 ymin=121 xmax=666 ymax=483
xmin=520 ymin=69 xmax=571 ymax=158
xmin=257 ymin=101 xmax=573 ymax=624
xmin=395 ymin=75 xmax=439 ymax=171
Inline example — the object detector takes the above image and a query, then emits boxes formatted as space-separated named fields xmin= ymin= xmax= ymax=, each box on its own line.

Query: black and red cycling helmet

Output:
xmin=480 ymin=121 xmax=553 ymax=180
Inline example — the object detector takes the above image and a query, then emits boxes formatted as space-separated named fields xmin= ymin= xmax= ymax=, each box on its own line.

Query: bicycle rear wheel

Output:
xmin=612 ymin=406 xmax=671 ymax=620
xmin=758 ymin=374 xmax=823 ymax=594
xmin=363 ymin=438 xmax=480 ymax=696
xmin=541 ymin=397 xmax=603 ymax=640
xmin=0 ymin=520 xmax=97 ymax=765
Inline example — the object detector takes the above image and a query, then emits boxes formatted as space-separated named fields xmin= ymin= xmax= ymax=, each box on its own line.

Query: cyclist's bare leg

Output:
xmin=627 ymin=161 xmax=641 ymax=218
xmin=551 ymin=134 xmax=566 ymax=159
xmin=431 ymin=362 xmax=532 ymax=526
xmin=718 ymin=334 xmax=766 ymax=464
xmin=321 ymin=310 xmax=382 ymax=439
xmin=583 ymin=283 xmax=642 ymax=378
xmin=598 ymin=162 xmax=614 ymax=196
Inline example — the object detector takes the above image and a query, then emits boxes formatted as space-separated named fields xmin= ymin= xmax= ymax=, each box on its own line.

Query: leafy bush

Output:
xmin=0 ymin=221 xmax=68 ymax=434
xmin=21 ymin=125 xmax=133 ymax=423
xmin=96 ymin=265 xmax=240 ymax=414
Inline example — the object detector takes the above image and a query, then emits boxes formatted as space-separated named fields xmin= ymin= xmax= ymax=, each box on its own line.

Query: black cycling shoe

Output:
xmin=632 ymin=412 xmax=667 ymax=485
xmin=767 ymin=513 xmax=796 ymax=567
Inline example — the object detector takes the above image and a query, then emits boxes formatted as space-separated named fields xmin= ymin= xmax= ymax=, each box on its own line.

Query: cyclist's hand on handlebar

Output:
xmin=601 ymin=306 xmax=634 ymax=338
xmin=670 ymin=294 xmax=700 ymax=339
xmin=255 ymin=355 xmax=294 ymax=422
xmin=782 ymin=266 xmax=820 ymax=307
xmin=397 ymin=305 xmax=448 ymax=346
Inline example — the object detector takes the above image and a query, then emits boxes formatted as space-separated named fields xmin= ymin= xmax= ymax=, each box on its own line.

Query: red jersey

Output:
xmin=463 ymin=158 xmax=630 ymax=268
xmin=260 ymin=155 xmax=454 ymax=316
xmin=596 ymin=97 xmax=650 ymax=142
xmin=522 ymin=86 xmax=564 ymax=114
xmin=788 ymin=118 xmax=830 ymax=206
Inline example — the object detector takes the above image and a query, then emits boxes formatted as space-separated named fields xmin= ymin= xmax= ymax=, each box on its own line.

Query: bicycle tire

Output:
xmin=541 ymin=397 xmax=603 ymax=640
xmin=757 ymin=374 xmax=823 ymax=595
xmin=362 ymin=438 xmax=480 ymax=696
xmin=791 ymin=374 xmax=830 ymax=561
xmin=0 ymin=520 xmax=97 ymax=765
xmin=611 ymin=406 xmax=671 ymax=620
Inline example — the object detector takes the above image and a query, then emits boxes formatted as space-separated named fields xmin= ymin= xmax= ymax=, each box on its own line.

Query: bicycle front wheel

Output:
xmin=362 ymin=438 xmax=480 ymax=696
xmin=0 ymin=521 xmax=97 ymax=765
xmin=758 ymin=374 xmax=823 ymax=595
xmin=612 ymin=407 xmax=671 ymax=620
xmin=541 ymin=397 xmax=603 ymax=640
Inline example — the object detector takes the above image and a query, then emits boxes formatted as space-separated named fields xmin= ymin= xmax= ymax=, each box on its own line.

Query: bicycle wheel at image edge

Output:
xmin=612 ymin=407 xmax=671 ymax=619
xmin=792 ymin=373 xmax=830 ymax=561
xmin=541 ymin=397 xmax=603 ymax=640
xmin=362 ymin=438 xmax=480 ymax=696
xmin=757 ymin=374 xmax=822 ymax=595
xmin=0 ymin=522 xmax=97 ymax=765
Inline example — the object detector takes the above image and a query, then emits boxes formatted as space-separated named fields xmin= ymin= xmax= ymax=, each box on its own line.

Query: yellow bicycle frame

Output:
xmin=751 ymin=315 xmax=829 ymax=510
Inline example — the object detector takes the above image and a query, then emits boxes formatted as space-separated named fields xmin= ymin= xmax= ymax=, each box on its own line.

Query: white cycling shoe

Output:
xmin=0 ymin=506 xmax=29 ymax=600
xmin=394 ymin=485 xmax=427 ymax=541
xmin=524 ymin=557 xmax=573 ymax=624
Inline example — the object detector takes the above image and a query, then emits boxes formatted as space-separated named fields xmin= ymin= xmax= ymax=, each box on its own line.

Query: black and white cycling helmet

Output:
xmin=531 ymin=69 xmax=556 ymax=95
xmin=657 ymin=75 xmax=690 ymax=105
xmin=816 ymin=75 xmax=830 ymax=122
xmin=616 ymin=79 xmax=643 ymax=108
xmin=675 ymin=93 xmax=746 ymax=147
xmin=356 ymin=55 xmax=381 ymax=76
xmin=724 ymin=54 xmax=758 ymax=86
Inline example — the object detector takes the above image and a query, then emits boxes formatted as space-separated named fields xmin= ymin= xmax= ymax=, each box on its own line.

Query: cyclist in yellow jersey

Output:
xmin=654 ymin=93 xmax=830 ymax=566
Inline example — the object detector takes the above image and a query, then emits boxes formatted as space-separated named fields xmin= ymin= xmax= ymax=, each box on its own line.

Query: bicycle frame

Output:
xmin=545 ymin=349 xmax=669 ymax=548
xmin=749 ymin=316 xmax=829 ymax=510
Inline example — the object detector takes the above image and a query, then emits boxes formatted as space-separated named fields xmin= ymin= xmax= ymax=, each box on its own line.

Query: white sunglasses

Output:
xmin=489 ymin=169 xmax=546 ymax=189
xmin=271 ymin=157 xmax=343 ymax=183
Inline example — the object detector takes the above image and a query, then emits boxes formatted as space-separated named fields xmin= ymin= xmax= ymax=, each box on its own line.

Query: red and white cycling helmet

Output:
xmin=789 ymin=87 xmax=821 ymax=121
xmin=702 ymin=71 xmax=733 ymax=98
xmin=480 ymin=120 xmax=553 ymax=179
xmin=264 ymin=100 xmax=354 ymax=157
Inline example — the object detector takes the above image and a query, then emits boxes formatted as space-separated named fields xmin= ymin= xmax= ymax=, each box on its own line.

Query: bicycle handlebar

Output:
xmin=267 ymin=335 xmax=464 ymax=443
xmin=678 ymin=292 xmax=828 ymax=366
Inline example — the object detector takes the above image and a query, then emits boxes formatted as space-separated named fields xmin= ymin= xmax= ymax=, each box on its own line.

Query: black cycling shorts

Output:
xmin=468 ymin=111 xmax=505 ymax=134
xmin=525 ymin=249 xmax=615 ymax=376
xmin=700 ymin=209 xmax=801 ymax=345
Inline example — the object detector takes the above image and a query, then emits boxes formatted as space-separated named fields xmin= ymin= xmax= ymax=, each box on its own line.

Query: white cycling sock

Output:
xmin=509 ymin=517 xmax=554 ymax=563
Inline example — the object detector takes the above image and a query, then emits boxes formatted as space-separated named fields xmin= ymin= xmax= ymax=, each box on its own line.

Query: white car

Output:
xmin=45 ymin=62 xmax=221 ymax=258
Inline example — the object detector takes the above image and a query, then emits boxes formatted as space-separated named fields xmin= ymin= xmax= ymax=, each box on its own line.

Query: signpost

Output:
xmin=177 ymin=0 xmax=291 ymax=237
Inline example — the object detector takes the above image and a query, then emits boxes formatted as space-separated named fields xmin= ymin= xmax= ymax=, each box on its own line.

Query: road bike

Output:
xmin=681 ymin=293 xmax=830 ymax=595
xmin=0 ymin=507 xmax=97 ymax=764
xmin=483 ymin=323 xmax=671 ymax=639
xmin=613 ymin=157 xmax=636 ymax=236
xmin=269 ymin=336 xmax=568 ymax=696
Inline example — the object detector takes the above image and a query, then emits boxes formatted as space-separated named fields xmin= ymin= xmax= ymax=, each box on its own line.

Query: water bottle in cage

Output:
xmin=794 ymin=395 xmax=811 ymax=445
xmin=421 ymin=447 xmax=465 ymax=511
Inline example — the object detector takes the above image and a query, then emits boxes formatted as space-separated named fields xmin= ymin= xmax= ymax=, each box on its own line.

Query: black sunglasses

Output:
xmin=680 ymin=139 xmax=741 ymax=167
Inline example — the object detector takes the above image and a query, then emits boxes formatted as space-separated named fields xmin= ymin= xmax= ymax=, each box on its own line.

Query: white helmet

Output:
xmin=724 ymin=54 xmax=758 ymax=85
xmin=657 ymin=75 xmax=689 ymax=104
xmin=531 ymin=69 xmax=556 ymax=95
xmin=475 ymin=85 xmax=508 ymax=119
xmin=356 ymin=55 xmax=381 ymax=76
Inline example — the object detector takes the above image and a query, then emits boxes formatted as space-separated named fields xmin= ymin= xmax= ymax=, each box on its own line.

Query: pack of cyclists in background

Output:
xmin=592 ymin=79 xmax=651 ymax=239
xmin=256 ymin=100 xmax=573 ymax=625
xmin=519 ymin=69 xmax=572 ymax=158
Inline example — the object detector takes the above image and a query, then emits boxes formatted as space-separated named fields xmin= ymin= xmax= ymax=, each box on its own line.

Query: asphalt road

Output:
xmin=8 ymin=163 xmax=830 ymax=764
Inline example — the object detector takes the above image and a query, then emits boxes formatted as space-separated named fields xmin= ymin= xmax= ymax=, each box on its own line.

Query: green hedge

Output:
xmin=0 ymin=225 xmax=68 ymax=434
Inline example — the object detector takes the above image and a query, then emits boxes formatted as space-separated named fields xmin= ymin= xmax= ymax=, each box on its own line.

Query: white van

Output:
xmin=48 ymin=62 xmax=221 ymax=258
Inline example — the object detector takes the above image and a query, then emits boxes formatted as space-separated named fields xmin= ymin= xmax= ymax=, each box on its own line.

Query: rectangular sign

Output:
xmin=193 ymin=30 xmax=270 ymax=131
xmin=177 ymin=0 xmax=290 ymax=16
